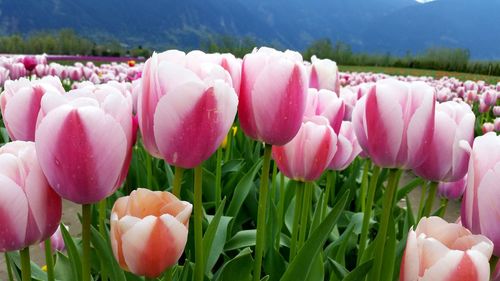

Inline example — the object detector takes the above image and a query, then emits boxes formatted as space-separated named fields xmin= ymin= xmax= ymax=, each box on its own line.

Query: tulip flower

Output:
xmin=481 ymin=122 xmax=494 ymax=134
xmin=352 ymin=79 xmax=436 ymax=169
xmin=272 ymin=116 xmax=337 ymax=182
xmin=35 ymin=84 xmax=135 ymax=204
xmin=110 ymin=188 xmax=192 ymax=278
xmin=0 ymin=66 xmax=9 ymax=87
xmin=493 ymin=106 xmax=500 ymax=117
xmin=0 ymin=76 xmax=65 ymax=141
xmin=22 ymin=56 xmax=38 ymax=72
xmin=138 ymin=51 xmax=238 ymax=168
xmin=461 ymin=132 xmax=500 ymax=255
xmin=413 ymin=101 xmax=475 ymax=182
xmin=0 ymin=141 xmax=62 ymax=252
xmin=308 ymin=55 xmax=340 ymax=94
xmin=9 ymin=62 xmax=27 ymax=80
xmin=238 ymin=47 xmax=308 ymax=145
xmin=482 ymin=89 xmax=497 ymax=106
xmin=40 ymin=225 xmax=66 ymax=252
xmin=438 ymin=175 xmax=467 ymax=200
xmin=328 ymin=121 xmax=362 ymax=171
xmin=303 ymin=88 xmax=344 ymax=133
xmin=400 ymin=216 xmax=493 ymax=281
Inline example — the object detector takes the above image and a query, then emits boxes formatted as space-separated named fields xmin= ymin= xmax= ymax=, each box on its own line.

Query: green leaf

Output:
xmin=280 ymin=191 xmax=349 ymax=281
xmin=54 ymin=252 xmax=76 ymax=281
xmin=396 ymin=178 xmax=424 ymax=201
xmin=90 ymin=227 xmax=127 ymax=281
xmin=60 ymin=222 xmax=82 ymax=281
xmin=380 ymin=215 xmax=397 ymax=281
xmin=226 ymin=160 xmax=262 ymax=218
xmin=7 ymin=251 xmax=47 ymax=281
xmin=342 ymin=259 xmax=373 ymax=281
xmin=225 ymin=230 xmax=290 ymax=251
xmin=214 ymin=248 xmax=254 ymax=281
xmin=203 ymin=199 xmax=232 ymax=274
xmin=328 ymin=258 xmax=348 ymax=281
xmin=305 ymin=254 xmax=324 ymax=281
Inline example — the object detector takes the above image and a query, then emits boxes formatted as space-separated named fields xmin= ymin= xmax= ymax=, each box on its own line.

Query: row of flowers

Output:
xmin=0 ymin=47 xmax=499 ymax=281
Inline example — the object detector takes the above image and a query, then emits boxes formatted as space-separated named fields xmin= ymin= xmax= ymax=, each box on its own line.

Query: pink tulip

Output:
xmin=0 ymin=67 xmax=10 ymax=87
xmin=461 ymin=132 xmax=500 ymax=255
xmin=400 ymin=216 xmax=493 ymax=281
xmin=40 ymin=224 xmax=66 ymax=252
xmin=482 ymin=90 xmax=497 ymax=106
xmin=493 ymin=106 xmax=500 ymax=117
xmin=272 ymin=116 xmax=337 ymax=181
xmin=9 ymin=62 xmax=27 ymax=80
xmin=481 ymin=122 xmax=494 ymax=134
xmin=239 ymin=47 xmax=308 ymax=145
xmin=352 ymin=79 xmax=435 ymax=169
xmin=328 ymin=121 xmax=362 ymax=171
xmin=413 ymin=101 xmax=474 ymax=182
xmin=495 ymin=118 xmax=500 ymax=132
xmin=0 ymin=141 xmax=62 ymax=252
xmin=138 ymin=51 xmax=238 ymax=168
xmin=303 ymin=88 xmax=344 ymax=133
xmin=35 ymin=84 xmax=134 ymax=204
xmin=0 ymin=76 xmax=65 ymax=141
xmin=34 ymin=64 xmax=49 ymax=78
xmin=478 ymin=101 xmax=490 ymax=114
xmin=438 ymin=175 xmax=467 ymax=200
xmin=308 ymin=55 xmax=340 ymax=94
xmin=110 ymin=188 xmax=192 ymax=278
xmin=22 ymin=56 xmax=38 ymax=72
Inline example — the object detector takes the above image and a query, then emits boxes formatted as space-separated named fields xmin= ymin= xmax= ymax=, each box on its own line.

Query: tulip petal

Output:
xmin=0 ymin=175 xmax=28 ymax=251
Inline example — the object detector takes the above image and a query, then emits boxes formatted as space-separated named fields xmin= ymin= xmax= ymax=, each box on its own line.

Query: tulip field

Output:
xmin=1 ymin=48 xmax=500 ymax=281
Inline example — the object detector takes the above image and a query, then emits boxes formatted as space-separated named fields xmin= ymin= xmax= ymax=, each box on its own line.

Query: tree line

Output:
xmin=1 ymin=30 xmax=500 ymax=76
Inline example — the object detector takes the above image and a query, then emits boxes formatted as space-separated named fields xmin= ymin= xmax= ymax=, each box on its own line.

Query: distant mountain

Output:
xmin=0 ymin=0 xmax=499 ymax=59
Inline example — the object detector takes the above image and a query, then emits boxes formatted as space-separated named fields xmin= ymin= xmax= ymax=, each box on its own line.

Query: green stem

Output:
xmin=490 ymin=255 xmax=499 ymax=278
xmin=44 ymin=239 xmax=55 ymax=281
xmin=224 ymin=129 xmax=233 ymax=162
xmin=271 ymin=161 xmax=278 ymax=201
xmin=438 ymin=198 xmax=449 ymax=218
xmin=297 ymin=182 xmax=313 ymax=252
xmin=5 ymin=253 xmax=14 ymax=281
xmin=215 ymin=147 xmax=223 ymax=209
xmin=417 ymin=181 xmax=428 ymax=221
xmin=359 ymin=161 xmax=371 ymax=212
xmin=322 ymin=171 xmax=335 ymax=221
xmin=98 ymin=199 xmax=109 ymax=280
xmin=82 ymin=204 xmax=92 ymax=281
xmin=423 ymin=182 xmax=438 ymax=217
xmin=172 ymin=166 xmax=185 ymax=198
xmin=20 ymin=247 xmax=31 ymax=281
xmin=275 ymin=172 xmax=286 ymax=249
xmin=253 ymin=144 xmax=273 ymax=281
xmin=145 ymin=152 xmax=153 ymax=188
xmin=370 ymin=169 xmax=402 ymax=281
xmin=193 ymin=166 xmax=204 ymax=281
xmin=161 ymin=267 xmax=173 ymax=281
xmin=289 ymin=182 xmax=304 ymax=260
xmin=357 ymin=165 xmax=381 ymax=265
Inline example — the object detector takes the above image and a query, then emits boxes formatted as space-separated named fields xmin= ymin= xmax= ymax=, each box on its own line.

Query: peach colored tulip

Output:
xmin=0 ymin=141 xmax=62 ymax=252
xmin=400 ymin=217 xmax=493 ymax=281
xmin=110 ymin=188 xmax=192 ymax=278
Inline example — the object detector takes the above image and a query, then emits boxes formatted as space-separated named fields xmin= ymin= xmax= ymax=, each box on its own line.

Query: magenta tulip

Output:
xmin=0 ymin=141 xmax=62 ymax=252
xmin=239 ymin=47 xmax=308 ymax=145
xmin=308 ymin=55 xmax=340 ymax=94
xmin=400 ymin=217 xmax=492 ymax=281
xmin=328 ymin=121 xmax=362 ymax=171
xmin=22 ymin=56 xmax=38 ymax=72
xmin=0 ymin=76 xmax=65 ymax=141
xmin=138 ymin=51 xmax=238 ymax=168
xmin=461 ymin=132 xmax=500 ymax=255
xmin=352 ymin=79 xmax=435 ymax=169
xmin=438 ymin=175 xmax=467 ymax=200
xmin=272 ymin=116 xmax=337 ymax=182
xmin=35 ymin=84 xmax=134 ymax=204
xmin=303 ymin=88 xmax=344 ymax=133
xmin=413 ymin=101 xmax=475 ymax=182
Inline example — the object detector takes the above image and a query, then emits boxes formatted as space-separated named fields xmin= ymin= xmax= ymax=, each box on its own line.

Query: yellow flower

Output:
xmin=221 ymin=126 xmax=238 ymax=149
xmin=41 ymin=265 xmax=47 ymax=272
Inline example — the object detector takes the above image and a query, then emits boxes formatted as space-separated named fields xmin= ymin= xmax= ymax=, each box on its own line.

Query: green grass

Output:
xmin=340 ymin=65 xmax=500 ymax=84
